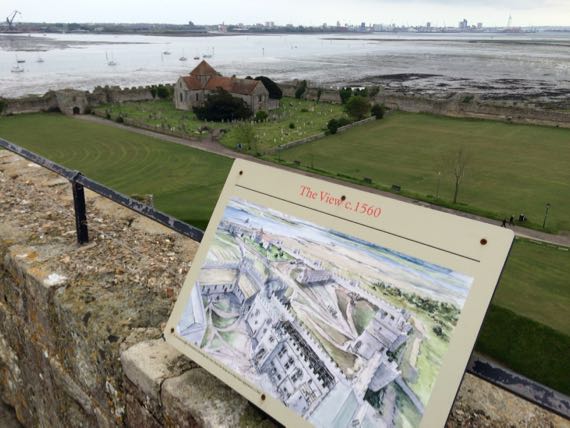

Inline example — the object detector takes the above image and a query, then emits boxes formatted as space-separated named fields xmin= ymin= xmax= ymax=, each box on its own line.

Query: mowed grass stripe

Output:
xmin=491 ymin=238 xmax=570 ymax=336
xmin=279 ymin=112 xmax=570 ymax=232
xmin=0 ymin=113 xmax=232 ymax=230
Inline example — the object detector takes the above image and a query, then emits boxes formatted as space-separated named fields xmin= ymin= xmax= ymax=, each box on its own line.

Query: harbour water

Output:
xmin=1 ymin=32 xmax=569 ymax=100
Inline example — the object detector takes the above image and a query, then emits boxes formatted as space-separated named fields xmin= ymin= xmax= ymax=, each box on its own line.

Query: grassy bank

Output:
xmin=475 ymin=305 xmax=570 ymax=395
xmin=492 ymin=238 xmax=570 ymax=335
xmin=0 ymin=113 xmax=232 ymax=230
xmin=276 ymin=112 xmax=570 ymax=233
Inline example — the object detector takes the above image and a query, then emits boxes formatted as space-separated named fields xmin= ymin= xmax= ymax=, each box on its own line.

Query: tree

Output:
xmin=443 ymin=147 xmax=471 ymax=204
xmin=345 ymin=96 xmax=370 ymax=120
xmin=151 ymin=84 xmax=172 ymax=100
xmin=339 ymin=87 xmax=352 ymax=104
xmin=255 ymin=76 xmax=283 ymax=99
xmin=371 ymin=103 xmax=386 ymax=119
xmin=233 ymin=123 xmax=259 ymax=153
xmin=193 ymin=88 xmax=252 ymax=122
xmin=295 ymin=80 xmax=307 ymax=99
xmin=369 ymin=86 xmax=381 ymax=97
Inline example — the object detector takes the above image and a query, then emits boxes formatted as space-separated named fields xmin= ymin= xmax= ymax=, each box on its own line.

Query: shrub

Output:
xmin=255 ymin=110 xmax=268 ymax=122
xmin=194 ymin=88 xmax=252 ymax=122
xmin=327 ymin=118 xmax=339 ymax=134
xmin=345 ymin=96 xmax=371 ymax=120
xmin=327 ymin=117 xmax=352 ymax=135
xmin=371 ymin=103 xmax=386 ymax=119
xmin=254 ymin=76 xmax=283 ymax=99
xmin=0 ymin=99 xmax=6 ymax=114
xmin=295 ymin=80 xmax=307 ymax=99
xmin=289 ymin=122 xmax=295 ymax=129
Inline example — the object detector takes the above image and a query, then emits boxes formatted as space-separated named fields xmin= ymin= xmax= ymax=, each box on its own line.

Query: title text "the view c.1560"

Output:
xmin=299 ymin=185 xmax=382 ymax=218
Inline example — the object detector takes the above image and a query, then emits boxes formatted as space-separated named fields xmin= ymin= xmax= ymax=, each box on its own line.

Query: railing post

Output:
xmin=71 ymin=173 xmax=89 ymax=245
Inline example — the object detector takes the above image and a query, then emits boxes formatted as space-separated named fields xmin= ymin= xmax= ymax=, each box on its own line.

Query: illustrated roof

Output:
xmin=198 ymin=268 xmax=237 ymax=285
xmin=205 ymin=76 xmax=261 ymax=95
xmin=190 ymin=60 xmax=219 ymax=77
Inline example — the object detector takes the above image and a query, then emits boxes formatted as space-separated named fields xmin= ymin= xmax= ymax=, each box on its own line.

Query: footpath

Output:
xmin=77 ymin=115 xmax=570 ymax=247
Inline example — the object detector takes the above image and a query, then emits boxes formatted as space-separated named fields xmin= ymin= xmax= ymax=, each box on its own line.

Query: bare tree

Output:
xmin=442 ymin=147 xmax=471 ymax=204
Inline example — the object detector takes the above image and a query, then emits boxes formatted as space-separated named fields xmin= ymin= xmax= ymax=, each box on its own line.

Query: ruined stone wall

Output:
xmin=278 ymin=83 xmax=341 ymax=103
xmin=0 ymin=152 xmax=567 ymax=428
xmin=379 ymin=93 xmax=570 ymax=128
xmin=0 ymin=86 xmax=155 ymax=117
xmin=1 ymin=92 xmax=59 ymax=115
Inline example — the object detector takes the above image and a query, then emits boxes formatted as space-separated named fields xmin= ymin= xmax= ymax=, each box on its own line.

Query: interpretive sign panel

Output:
xmin=165 ymin=159 xmax=513 ymax=428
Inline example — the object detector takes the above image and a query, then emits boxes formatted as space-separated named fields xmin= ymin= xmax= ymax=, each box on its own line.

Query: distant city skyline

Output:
xmin=3 ymin=0 xmax=569 ymax=27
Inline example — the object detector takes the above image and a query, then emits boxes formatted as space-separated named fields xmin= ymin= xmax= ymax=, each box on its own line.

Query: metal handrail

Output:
xmin=0 ymin=138 xmax=204 ymax=243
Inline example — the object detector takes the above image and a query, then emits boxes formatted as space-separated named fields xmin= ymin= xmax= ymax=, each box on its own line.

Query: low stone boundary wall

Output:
xmin=273 ymin=116 xmax=377 ymax=153
xmin=0 ymin=151 xmax=567 ymax=428
xmin=91 ymin=110 xmax=204 ymax=141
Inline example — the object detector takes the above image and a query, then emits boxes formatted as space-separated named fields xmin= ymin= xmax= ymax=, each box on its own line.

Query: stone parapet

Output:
xmin=0 ymin=151 xmax=567 ymax=427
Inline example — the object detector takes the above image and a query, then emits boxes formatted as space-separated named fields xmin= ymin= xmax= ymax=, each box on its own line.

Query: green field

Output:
xmin=476 ymin=305 xmax=570 ymax=395
xmin=94 ymin=98 xmax=343 ymax=153
xmin=0 ymin=113 xmax=232 ymax=229
xmin=491 ymin=238 xmax=570 ymax=335
xmin=277 ymin=112 xmax=570 ymax=233
xmin=473 ymin=237 xmax=570 ymax=394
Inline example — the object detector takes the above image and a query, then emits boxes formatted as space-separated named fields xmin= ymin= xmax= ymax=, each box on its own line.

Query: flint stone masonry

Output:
xmin=0 ymin=151 xmax=568 ymax=428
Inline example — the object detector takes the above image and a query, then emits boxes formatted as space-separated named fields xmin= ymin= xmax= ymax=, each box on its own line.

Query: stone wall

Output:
xmin=379 ymin=93 xmax=570 ymax=128
xmin=0 ymin=151 xmax=568 ymax=428
xmin=276 ymin=82 xmax=570 ymax=127
xmin=0 ymin=92 xmax=59 ymax=115
xmin=0 ymin=86 xmax=155 ymax=117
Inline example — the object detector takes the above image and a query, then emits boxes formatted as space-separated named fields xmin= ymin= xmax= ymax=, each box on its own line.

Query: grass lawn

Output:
xmin=491 ymin=238 xmax=570 ymax=336
xmin=0 ymin=113 xmax=232 ymax=230
xmin=476 ymin=305 xmax=570 ymax=395
xmin=220 ymin=98 xmax=343 ymax=152
xmin=93 ymin=99 xmax=226 ymax=137
xmin=473 ymin=237 xmax=570 ymax=394
xmin=94 ymin=98 xmax=344 ymax=153
xmin=276 ymin=112 xmax=570 ymax=233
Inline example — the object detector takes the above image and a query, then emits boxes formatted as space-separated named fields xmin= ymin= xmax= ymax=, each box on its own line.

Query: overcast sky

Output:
xmin=4 ymin=0 xmax=569 ymax=27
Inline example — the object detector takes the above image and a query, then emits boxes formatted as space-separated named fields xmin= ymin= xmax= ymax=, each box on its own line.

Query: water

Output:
xmin=1 ymin=32 xmax=569 ymax=99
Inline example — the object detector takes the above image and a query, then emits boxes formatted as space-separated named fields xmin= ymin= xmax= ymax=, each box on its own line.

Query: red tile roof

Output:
xmin=190 ymin=60 xmax=218 ymax=77
xmin=180 ymin=60 xmax=265 ymax=96
xmin=205 ymin=76 xmax=261 ymax=95
xmin=181 ymin=75 xmax=203 ymax=90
